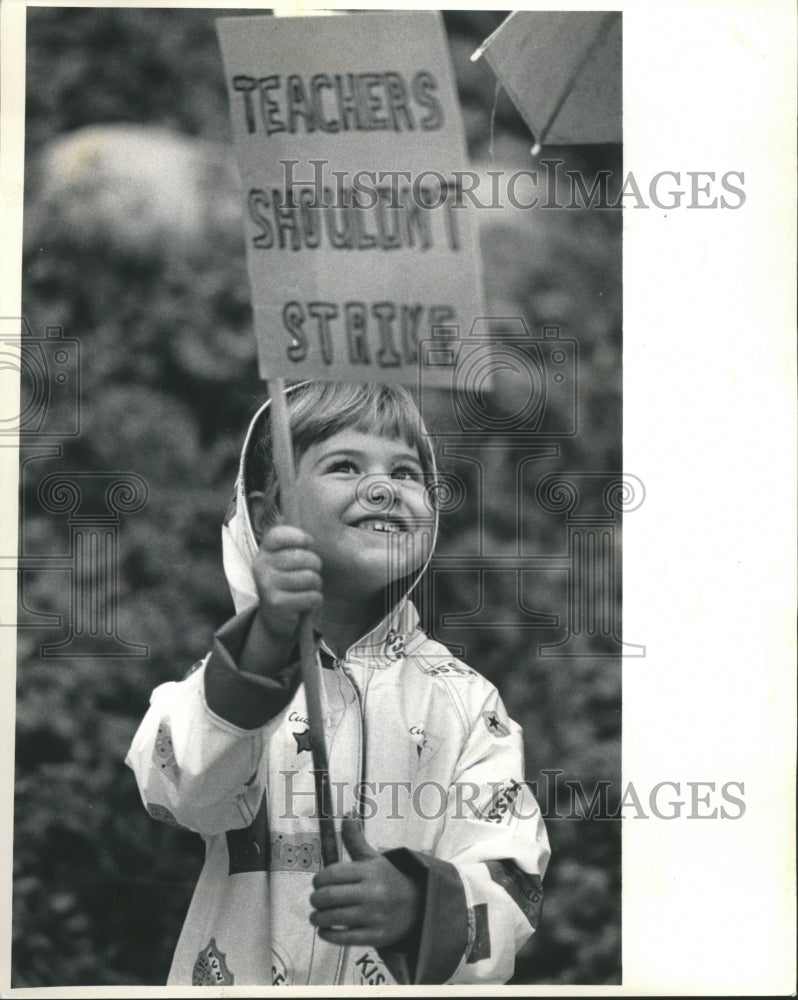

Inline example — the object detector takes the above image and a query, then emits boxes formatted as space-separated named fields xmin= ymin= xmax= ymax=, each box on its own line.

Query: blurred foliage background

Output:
xmin=14 ymin=8 xmax=623 ymax=987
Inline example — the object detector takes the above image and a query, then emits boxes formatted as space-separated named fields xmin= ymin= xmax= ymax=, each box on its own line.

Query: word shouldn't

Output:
xmin=248 ymin=186 xmax=460 ymax=253
xmin=282 ymin=301 xmax=455 ymax=367
xmin=232 ymin=71 xmax=443 ymax=135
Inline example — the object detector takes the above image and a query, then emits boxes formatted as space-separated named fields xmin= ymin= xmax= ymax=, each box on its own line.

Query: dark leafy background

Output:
xmin=14 ymin=8 xmax=622 ymax=986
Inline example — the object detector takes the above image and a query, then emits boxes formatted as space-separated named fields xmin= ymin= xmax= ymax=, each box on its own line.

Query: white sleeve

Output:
xmin=440 ymin=685 xmax=550 ymax=984
xmin=381 ymin=685 xmax=550 ymax=985
xmin=125 ymin=607 xmax=300 ymax=837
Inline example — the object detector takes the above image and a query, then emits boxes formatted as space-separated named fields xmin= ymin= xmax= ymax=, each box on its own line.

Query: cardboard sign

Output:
xmin=217 ymin=12 xmax=485 ymax=385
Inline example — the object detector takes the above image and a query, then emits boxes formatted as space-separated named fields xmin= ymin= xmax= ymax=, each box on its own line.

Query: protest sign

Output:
xmin=216 ymin=12 xmax=485 ymax=385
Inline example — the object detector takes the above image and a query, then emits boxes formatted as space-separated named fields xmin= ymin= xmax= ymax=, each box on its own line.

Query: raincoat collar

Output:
xmin=318 ymin=596 xmax=422 ymax=668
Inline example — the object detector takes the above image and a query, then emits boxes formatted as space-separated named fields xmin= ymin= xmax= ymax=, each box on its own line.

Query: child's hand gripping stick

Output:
xmin=309 ymin=814 xmax=422 ymax=947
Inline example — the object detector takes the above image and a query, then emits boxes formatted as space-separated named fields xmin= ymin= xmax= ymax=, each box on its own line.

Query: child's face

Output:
xmin=294 ymin=428 xmax=433 ymax=602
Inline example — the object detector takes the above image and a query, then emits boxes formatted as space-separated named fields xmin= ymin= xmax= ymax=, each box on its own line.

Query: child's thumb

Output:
xmin=341 ymin=812 xmax=378 ymax=861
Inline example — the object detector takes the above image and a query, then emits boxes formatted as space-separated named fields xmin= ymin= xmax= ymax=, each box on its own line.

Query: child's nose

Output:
xmin=355 ymin=474 xmax=399 ymax=515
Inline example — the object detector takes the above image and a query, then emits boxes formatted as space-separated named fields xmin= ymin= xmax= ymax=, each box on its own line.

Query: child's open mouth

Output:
xmin=353 ymin=517 xmax=407 ymax=534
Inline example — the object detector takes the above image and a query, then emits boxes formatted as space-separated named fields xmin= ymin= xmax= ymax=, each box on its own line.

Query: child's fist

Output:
xmin=252 ymin=525 xmax=323 ymax=640
xmin=309 ymin=815 xmax=422 ymax=948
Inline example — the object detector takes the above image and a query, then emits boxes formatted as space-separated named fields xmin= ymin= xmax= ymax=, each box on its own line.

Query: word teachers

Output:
xmin=232 ymin=70 xmax=443 ymax=135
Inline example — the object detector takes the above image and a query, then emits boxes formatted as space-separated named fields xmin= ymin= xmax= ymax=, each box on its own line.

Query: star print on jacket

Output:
xmin=482 ymin=710 xmax=510 ymax=738
xmin=293 ymin=728 xmax=312 ymax=753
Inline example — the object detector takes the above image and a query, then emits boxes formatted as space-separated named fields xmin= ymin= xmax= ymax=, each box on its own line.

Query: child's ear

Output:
xmin=247 ymin=491 xmax=269 ymax=544
xmin=247 ymin=487 xmax=281 ymax=543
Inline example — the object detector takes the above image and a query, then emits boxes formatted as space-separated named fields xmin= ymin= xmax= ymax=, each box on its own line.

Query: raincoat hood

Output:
xmin=221 ymin=384 xmax=439 ymax=624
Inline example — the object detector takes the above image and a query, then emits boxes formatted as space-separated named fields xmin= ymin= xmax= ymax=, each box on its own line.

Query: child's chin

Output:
xmin=338 ymin=528 xmax=427 ymax=586
xmin=353 ymin=548 xmax=424 ymax=589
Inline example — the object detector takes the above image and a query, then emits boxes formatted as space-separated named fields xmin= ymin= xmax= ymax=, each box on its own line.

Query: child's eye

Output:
xmin=391 ymin=465 xmax=423 ymax=483
xmin=324 ymin=459 xmax=358 ymax=474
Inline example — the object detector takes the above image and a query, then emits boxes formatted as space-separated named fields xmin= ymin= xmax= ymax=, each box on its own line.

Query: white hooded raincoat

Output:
xmin=126 ymin=394 xmax=550 ymax=986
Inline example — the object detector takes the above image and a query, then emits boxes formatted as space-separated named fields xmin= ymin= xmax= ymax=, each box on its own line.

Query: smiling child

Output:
xmin=126 ymin=381 xmax=550 ymax=986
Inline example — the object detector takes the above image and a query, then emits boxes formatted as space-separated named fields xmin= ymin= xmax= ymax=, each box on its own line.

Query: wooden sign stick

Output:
xmin=268 ymin=376 xmax=339 ymax=867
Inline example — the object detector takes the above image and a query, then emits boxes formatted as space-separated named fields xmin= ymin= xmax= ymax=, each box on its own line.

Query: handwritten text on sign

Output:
xmin=217 ymin=13 xmax=485 ymax=385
